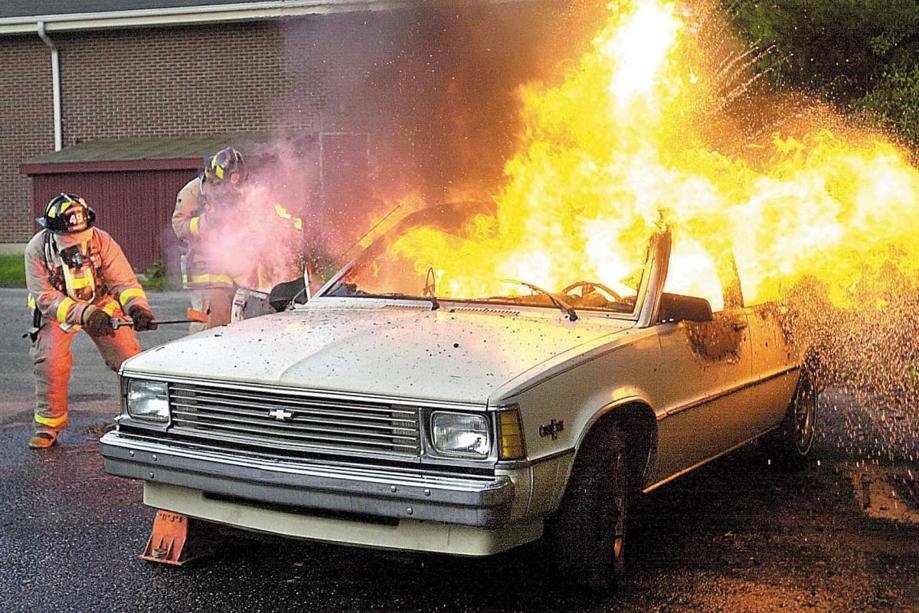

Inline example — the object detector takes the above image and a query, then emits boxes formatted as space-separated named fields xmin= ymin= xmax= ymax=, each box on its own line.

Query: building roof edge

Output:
xmin=0 ymin=1 xmax=418 ymax=34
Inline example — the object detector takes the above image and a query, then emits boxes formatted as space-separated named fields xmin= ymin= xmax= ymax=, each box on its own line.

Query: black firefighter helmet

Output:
xmin=37 ymin=193 xmax=96 ymax=234
xmin=204 ymin=147 xmax=246 ymax=186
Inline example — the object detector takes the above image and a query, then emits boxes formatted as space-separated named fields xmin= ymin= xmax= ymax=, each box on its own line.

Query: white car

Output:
xmin=101 ymin=201 xmax=816 ymax=590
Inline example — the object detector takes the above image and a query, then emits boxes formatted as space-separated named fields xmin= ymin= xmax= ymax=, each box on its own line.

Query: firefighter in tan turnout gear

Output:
xmin=25 ymin=194 xmax=156 ymax=449
xmin=173 ymin=147 xmax=247 ymax=332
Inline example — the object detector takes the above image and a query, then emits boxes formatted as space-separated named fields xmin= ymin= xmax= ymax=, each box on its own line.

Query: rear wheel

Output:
xmin=545 ymin=420 xmax=629 ymax=593
xmin=762 ymin=375 xmax=818 ymax=469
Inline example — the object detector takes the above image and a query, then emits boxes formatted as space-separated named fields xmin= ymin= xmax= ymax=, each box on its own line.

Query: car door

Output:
xmin=650 ymin=234 xmax=758 ymax=480
xmin=745 ymin=302 xmax=800 ymax=433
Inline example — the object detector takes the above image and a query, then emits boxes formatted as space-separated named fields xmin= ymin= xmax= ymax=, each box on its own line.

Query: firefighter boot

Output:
xmin=28 ymin=429 xmax=58 ymax=449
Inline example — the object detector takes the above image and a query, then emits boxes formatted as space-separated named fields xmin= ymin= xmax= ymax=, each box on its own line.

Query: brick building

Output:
xmin=0 ymin=0 xmax=604 ymax=269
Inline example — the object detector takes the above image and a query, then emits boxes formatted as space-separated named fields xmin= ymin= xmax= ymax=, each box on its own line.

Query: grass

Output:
xmin=0 ymin=254 xmax=25 ymax=287
xmin=140 ymin=258 xmax=169 ymax=291
xmin=140 ymin=276 xmax=168 ymax=291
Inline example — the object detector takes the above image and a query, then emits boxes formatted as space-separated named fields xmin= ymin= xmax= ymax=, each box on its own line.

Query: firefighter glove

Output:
xmin=83 ymin=307 xmax=115 ymax=337
xmin=129 ymin=306 xmax=158 ymax=331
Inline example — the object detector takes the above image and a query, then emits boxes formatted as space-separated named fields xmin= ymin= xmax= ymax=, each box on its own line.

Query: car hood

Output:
xmin=123 ymin=301 xmax=633 ymax=404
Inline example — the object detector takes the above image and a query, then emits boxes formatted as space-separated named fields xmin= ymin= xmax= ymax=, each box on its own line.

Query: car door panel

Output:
xmin=650 ymin=308 xmax=756 ymax=481
xmin=746 ymin=304 xmax=801 ymax=432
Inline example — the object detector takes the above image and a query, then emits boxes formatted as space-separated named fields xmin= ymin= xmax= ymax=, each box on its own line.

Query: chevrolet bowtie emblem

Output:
xmin=268 ymin=408 xmax=294 ymax=422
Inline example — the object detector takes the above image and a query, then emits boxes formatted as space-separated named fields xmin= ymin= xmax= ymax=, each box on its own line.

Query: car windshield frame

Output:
xmin=313 ymin=202 xmax=654 ymax=321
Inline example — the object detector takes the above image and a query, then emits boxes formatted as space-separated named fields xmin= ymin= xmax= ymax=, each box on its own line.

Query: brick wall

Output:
xmin=57 ymin=22 xmax=310 ymax=142
xmin=0 ymin=37 xmax=53 ymax=242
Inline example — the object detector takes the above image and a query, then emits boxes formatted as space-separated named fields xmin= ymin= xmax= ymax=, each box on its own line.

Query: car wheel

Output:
xmin=546 ymin=420 xmax=629 ymax=593
xmin=763 ymin=374 xmax=818 ymax=469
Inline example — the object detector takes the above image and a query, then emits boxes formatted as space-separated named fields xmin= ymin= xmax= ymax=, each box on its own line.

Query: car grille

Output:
xmin=167 ymin=383 xmax=421 ymax=458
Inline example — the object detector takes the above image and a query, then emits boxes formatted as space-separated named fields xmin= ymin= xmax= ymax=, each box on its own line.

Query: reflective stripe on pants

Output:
xmin=31 ymin=309 xmax=141 ymax=432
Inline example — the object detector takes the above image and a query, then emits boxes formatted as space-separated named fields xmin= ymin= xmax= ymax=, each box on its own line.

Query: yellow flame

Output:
xmin=388 ymin=0 xmax=919 ymax=310
xmin=603 ymin=0 xmax=681 ymax=107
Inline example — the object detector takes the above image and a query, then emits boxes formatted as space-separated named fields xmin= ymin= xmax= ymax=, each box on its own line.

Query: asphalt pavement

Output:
xmin=0 ymin=288 xmax=916 ymax=612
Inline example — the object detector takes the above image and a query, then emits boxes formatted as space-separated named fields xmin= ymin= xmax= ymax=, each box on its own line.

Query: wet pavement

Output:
xmin=0 ymin=288 xmax=916 ymax=612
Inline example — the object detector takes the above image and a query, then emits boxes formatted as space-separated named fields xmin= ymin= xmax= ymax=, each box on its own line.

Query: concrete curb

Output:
xmin=0 ymin=243 xmax=27 ymax=256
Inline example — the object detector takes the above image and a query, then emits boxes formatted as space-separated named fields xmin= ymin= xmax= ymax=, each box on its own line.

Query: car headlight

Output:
xmin=125 ymin=379 xmax=169 ymax=423
xmin=431 ymin=412 xmax=490 ymax=458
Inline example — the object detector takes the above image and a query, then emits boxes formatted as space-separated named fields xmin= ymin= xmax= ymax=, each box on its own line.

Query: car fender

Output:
xmin=516 ymin=388 xmax=659 ymax=518
xmin=565 ymin=393 xmax=659 ymax=496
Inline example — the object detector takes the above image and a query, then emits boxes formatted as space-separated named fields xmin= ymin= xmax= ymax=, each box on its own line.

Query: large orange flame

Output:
xmin=389 ymin=0 xmax=918 ymax=312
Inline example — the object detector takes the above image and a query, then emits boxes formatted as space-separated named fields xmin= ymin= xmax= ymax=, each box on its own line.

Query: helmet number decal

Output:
xmin=67 ymin=209 xmax=87 ymax=231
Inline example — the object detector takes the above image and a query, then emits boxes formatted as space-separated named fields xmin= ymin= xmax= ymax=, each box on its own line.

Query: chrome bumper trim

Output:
xmin=101 ymin=432 xmax=514 ymax=527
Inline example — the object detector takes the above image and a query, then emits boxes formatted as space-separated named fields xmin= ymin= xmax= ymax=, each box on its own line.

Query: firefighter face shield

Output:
xmin=125 ymin=379 xmax=170 ymax=423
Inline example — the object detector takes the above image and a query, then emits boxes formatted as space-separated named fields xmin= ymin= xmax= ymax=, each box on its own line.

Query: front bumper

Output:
xmin=100 ymin=432 xmax=515 ymax=528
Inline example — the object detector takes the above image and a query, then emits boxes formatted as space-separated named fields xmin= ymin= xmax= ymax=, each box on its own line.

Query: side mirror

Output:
xmin=268 ymin=278 xmax=308 ymax=312
xmin=658 ymin=293 xmax=713 ymax=324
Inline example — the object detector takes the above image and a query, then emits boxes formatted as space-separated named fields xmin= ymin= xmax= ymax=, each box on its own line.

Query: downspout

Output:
xmin=37 ymin=21 xmax=62 ymax=151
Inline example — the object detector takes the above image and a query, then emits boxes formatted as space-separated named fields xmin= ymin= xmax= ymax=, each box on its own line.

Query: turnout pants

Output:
xmin=189 ymin=287 xmax=235 ymax=333
xmin=31 ymin=316 xmax=141 ymax=433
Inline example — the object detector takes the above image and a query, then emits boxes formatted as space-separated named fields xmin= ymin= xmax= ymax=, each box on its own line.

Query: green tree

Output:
xmin=726 ymin=0 xmax=919 ymax=149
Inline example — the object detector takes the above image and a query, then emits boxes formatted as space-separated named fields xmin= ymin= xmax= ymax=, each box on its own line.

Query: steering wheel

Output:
xmin=561 ymin=281 xmax=624 ymax=303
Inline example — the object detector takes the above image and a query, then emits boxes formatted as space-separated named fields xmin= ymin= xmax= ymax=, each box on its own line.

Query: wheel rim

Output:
xmin=793 ymin=384 xmax=817 ymax=454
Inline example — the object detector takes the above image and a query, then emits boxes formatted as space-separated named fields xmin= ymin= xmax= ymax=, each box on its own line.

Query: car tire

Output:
xmin=545 ymin=419 xmax=629 ymax=593
xmin=762 ymin=374 xmax=818 ymax=470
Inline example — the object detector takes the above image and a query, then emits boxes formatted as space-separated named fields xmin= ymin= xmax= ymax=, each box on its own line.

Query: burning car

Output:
xmin=100 ymin=201 xmax=815 ymax=590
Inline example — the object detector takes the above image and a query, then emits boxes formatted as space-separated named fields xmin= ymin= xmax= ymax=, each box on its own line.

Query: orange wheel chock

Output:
xmin=140 ymin=510 xmax=209 ymax=566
